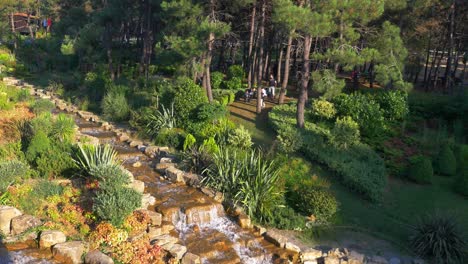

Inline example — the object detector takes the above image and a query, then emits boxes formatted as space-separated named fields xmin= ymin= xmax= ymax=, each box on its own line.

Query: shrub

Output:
xmin=293 ymin=187 xmax=338 ymax=224
xmin=194 ymin=103 xmax=227 ymax=123
xmin=101 ymin=91 xmax=130 ymax=121
xmin=172 ymin=77 xmax=207 ymax=127
xmin=228 ymin=126 xmax=253 ymax=149
xmin=408 ymin=155 xmax=433 ymax=184
xmin=145 ymin=103 xmax=176 ymax=138
xmin=183 ymin=134 xmax=197 ymax=151
xmin=435 ymin=145 xmax=457 ymax=176
xmin=36 ymin=144 xmax=75 ymax=178
xmin=373 ymin=90 xmax=408 ymax=120
xmin=329 ymin=116 xmax=360 ymax=149
xmin=0 ymin=92 xmax=12 ymax=110
xmin=0 ymin=160 xmax=29 ymax=192
xmin=52 ymin=113 xmax=76 ymax=142
xmin=74 ymin=144 xmax=120 ymax=175
xmin=202 ymin=137 xmax=219 ymax=154
xmin=228 ymin=92 xmax=235 ymax=103
xmin=311 ymin=99 xmax=336 ymax=120
xmin=276 ymin=126 xmax=303 ymax=153
xmin=89 ymin=164 xmax=131 ymax=186
xmin=93 ymin=183 xmax=142 ymax=226
xmin=154 ymin=128 xmax=185 ymax=149
xmin=223 ymin=77 xmax=242 ymax=90
xmin=211 ymin=72 xmax=224 ymax=90
xmin=454 ymin=145 xmax=468 ymax=196
xmin=227 ymin=65 xmax=245 ymax=80
xmin=34 ymin=180 xmax=64 ymax=199
xmin=30 ymin=99 xmax=54 ymax=115
xmin=16 ymin=89 xmax=31 ymax=102
xmin=409 ymin=213 xmax=466 ymax=264
xmin=266 ymin=206 xmax=306 ymax=230
xmin=181 ymin=145 xmax=212 ymax=174
xmin=25 ymin=131 xmax=51 ymax=163
xmin=219 ymin=95 xmax=229 ymax=106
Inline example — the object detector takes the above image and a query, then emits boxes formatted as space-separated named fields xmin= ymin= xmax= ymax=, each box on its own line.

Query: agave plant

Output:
xmin=74 ymin=144 xmax=120 ymax=175
xmin=409 ymin=213 xmax=467 ymax=264
xmin=145 ymin=102 xmax=176 ymax=138
xmin=52 ymin=113 xmax=76 ymax=142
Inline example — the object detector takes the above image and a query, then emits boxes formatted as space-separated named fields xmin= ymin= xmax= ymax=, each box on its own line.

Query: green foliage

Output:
xmin=276 ymin=125 xmax=303 ymax=153
xmin=372 ymin=90 xmax=408 ymax=121
xmin=34 ymin=180 xmax=65 ymax=199
xmin=101 ymin=91 xmax=130 ymax=121
xmin=227 ymin=126 xmax=253 ymax=149
xmin=0 ymin=91 xmax=12 ymax=110
xmin=36 ymin=143 xmax=76 ymax=178
xmin=172 ymin=77 xmax=207 ymax=127
xmin=0 ymin=160 xmax=29 ymax=192
xmin=311 ymin=99 xmax=336 ymax=120
xmin=223 ymin=77 xmax=242 ymax=90
xmin=16 ymin=89 xmax=31 ymax=102
xmin=202 ymin=137 xmax=219 ymax=154
xmin=219 ymin=95 xmax=229 ymax=106
xmin=266 ymin=206 xmax=306 ymax=230
xmin=435 ymin=145 xmax=457 ymax=176
xmin=93 ymin=183 xmax=142 ymax=227
xmin=454 ymin=145 xmax=468 ymax=196
xmin=30 ymin=99 xmax=55 ymax=115
xmin=194 ymin=103 xmax=227 ymax=123
xmin=329 ymin=116 xmax=360 ymax=149
xmin=52 ymin=114 xmax=76 ymax=142
xmin=29 ymin=113 xmax=54 ymax=137
xmin=0 ymin=141 xmax=24 ymax=161
xmin=409 ymin=213 xmax=467 ymax=264
xmin=311 ymin=70 xmax=345 ymax=99
xmin=154 ymin=128 xmax=186 ymax=149
xmin=228 ymin=92 xmax=235 ymax=104
xmin=74 ymin=144 xmax=120 ymax=175
xmin=227 ymin=65 xmax=245 ymax=80
xmin=211 ymin=72 xmax=224 ymax=90
xmin=145 ymin=103 xmax=177 ymax=138
xmin=25 ymin=131 xmax=51 ymax=164
xmin=181 ymin=145 xmax=212 ymax=174
xmin=333 ymin=93 xmax=385 ymax=138
xmin=183 ymin=134 xmax=197 ymax=151
xmin=294 ymin=187 xmax=338 ymax=224
xmin=89 ymin=164 xmax=131 ymax=186
xmin=408 ymin=155 xmax=433 ymax=184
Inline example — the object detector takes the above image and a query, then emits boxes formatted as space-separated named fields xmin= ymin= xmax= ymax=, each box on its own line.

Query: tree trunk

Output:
xmin=297 ymin=35 xmax=312 ymax=128
xmin=276 ymin=44 xmax=283 ymax=85
xmin=256 ymin=0 xmax=266 ymax=114
xmin=10 ymin=13 xmax=17 ymax=53
xmin=443 ymin=0 xmax=455 ymax=92
xmin=247 ymin=5 xmax=256 ymax=89
xmin=425 ymin=48 xmax=439 ymax=91
xmin=27 ymin=13 xmax=34 ymax=39
xmin=105 ymin=23 xmax=115 ymax=80
xmin=423 ymin=36 xmax=431 ymax=84
xmin=263 ymin=50 xmax=270 ymax=78
xmin=279 ymin=33 xmax=293 ymax=104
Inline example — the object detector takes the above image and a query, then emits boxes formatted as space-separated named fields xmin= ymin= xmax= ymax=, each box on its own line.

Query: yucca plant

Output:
xmin=409 ymin=213 xmax=467 ymax=264
xmin=74 ymin=144 xmax=120 ymax=175
xmin=145 ymin=102 xmax=176 ymax=138
xmin=52 ymin=113 xmax=76 ymax=142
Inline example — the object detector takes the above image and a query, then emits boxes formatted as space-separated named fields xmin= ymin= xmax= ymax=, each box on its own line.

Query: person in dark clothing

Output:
xmin=268 ymin=74 xmax=277 ymax=99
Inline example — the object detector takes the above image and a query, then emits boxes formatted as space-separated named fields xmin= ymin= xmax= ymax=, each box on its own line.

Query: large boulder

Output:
xmin=39 ymin=230 xmax=66 ymax=248
xmin=164 ymin=244 xmax=187 ymax=260
xmin=264 ymin=230 xmax=287 ymax=248
xmin=0 ymin=206 xmax=22 ymax=235
xmin=10 ymin=215 xmax=42 ymax=235
xmin=53 ymin=241 xmax=85 ymax=264
xmin=301 ymin=248 xmax=323 ymax=261
xmin=85 ymin=250 xmax=114 ymax=264
xmin=128 ymin=180 xmax=145 ymax=193
xmin=166 ymin=167 xmax=185 ymax=183
xmin=181 ymin=252 xmax=201 ymax=264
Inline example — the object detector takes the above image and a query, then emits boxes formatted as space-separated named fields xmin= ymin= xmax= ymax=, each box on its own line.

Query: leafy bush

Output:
xmin=101 ymin=91 xmax=130 ymax=121
xmin=409 ymin=213 xmax=466 ymax=264
xmin=408 ymin=156 xmax=433 ymax=184
xmin=16 ymin=89 xmax=31 ymax=102
xmin=311 ymin=99 xmax=336 ymax=120
xmin=52 ymin=113 xmax=76 ymax=142
xmin=372 ymin=90 xmax=408 ymax=120
xmin=228 ymin=92 xmax=236 ymax=103
xmin=266 ymin=205 xmax=306 ymax=230
xmin=211 ymin=72 xmax=224 ymax=90
xmin=227 ymin=65 xmax=245 ymax=80
xmin=93 ymin=183 xmax=142 ymax=226
xmin=30 ymin=99 xmax=54 ymax=115
xmin=154 ymin=128 xmax=186 ymax=149
xmin=202 ymin=137 xmax=219 ymax=154
xmin=435 ymin=145 xmax=457 ymax=176
xmin=276 ymin=126 xmax=303 ymax=153
xmin=0 ymin=141 xmax=24 ymax=161
xmin=89 ymin=164 xmax=131 ymax=186
xmin=172 ymin=77 xmax=207 ymax=127
xmin=454 ymin=145 xmax=468 ymax=196
xmin=74 ymin=144 xmax=120 ymax=175
xmin=0 ymin=160 xmax=29 ymax=192
xmin=183 ymin=134 xmax=196 ymax=151
xmin=34 ymin=180 xmax=64 ymax=199
xmin=293 ymin=187 xmax=338 ymax=224
xmin=181 ymin=145 xmax=212 ymax=174
xmin=329 ymin=116 xmax=360 ymax=149
xmin=0 ymin=92 xmax=12 ymax=110
xmin=223 ymin=77 xmax=242 ymax=90
xmin=228 ymin=126 xmax=252 ymax=149
xmin=219 ymin=95 xmax=229 ymax=106
xmin=194 ymin=103 xmax=227 ymax=123
xmin=25 ymin=131 xmax=51 ymax=163
xmin=145 ymin=103 xmax=176 ymax=138
xmin=36 ymin=143 xmax=75 ymax=178
xmin=29 ymin=113 xmax=53 ymax=137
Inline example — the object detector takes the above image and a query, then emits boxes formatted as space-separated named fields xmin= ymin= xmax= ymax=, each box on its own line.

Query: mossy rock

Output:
xmin=435 ymin=145 xmax=457 ymax=176
xmin=408 ymin=156 xmax=433 ymax=184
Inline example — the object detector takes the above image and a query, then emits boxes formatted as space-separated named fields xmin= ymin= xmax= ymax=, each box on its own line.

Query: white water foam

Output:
xmin=1 ymin=251 xmax=53 ymax=264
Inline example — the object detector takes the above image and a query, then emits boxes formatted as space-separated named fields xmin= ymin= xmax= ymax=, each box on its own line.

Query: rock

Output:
xmin=39 ymin=230 xmax=67 ymax=248
xmin=10 ymin=215 xmax=42 ymax=235
xmin=412 ymin=259 xmax=425 ymax=264
xmin=132 ymin=161 xmax=142 ymax=168
xmin=302 ymin=248 xmax=323 ymax=261
xmin=117 ymin=133 xmax=129 ymax=142
xmin=348 ymin=251 xmax=365 ymax=264
xmin=182 ymin=173 xmax=201 ymax=187
xmin=158 ymin=147 xmax=170 ymax=156
xmin=128 ymin=180 xmax=145 ymax=193
xmin=156 ymin=163 xmax=175 ymax=173
xmin=160 ymin=157 xmax=173 ymax=163
xmin=78 ymin=134 xmax=100 ymax=145
xmin=144 ymin=146 xmax=159 ymax=157
xmin=140 ymin=210 xmax=162 ymax=226
xmin=389 ymin=257 xmax=401 ymax=264
xmin=322 ymin=256 xmax=340 ymax=264
xmin=284 ymin=242 xmax=301 ymax=253
xmin=0 ymin=206 xmax=22 ymax=235
xmin=166 ymin=167 xmax=185 ymax=183
xmin=129 ymin=140 xmax=143 ymax=148
xmin=151 ymin=234 xmax=179 ymax=247
xmin=181 ymin=252 xmax=201 ymax=264
xmin=166 ymin=244 xmax=187 ymax=260
xmin=303 ymin=261 xmax=318 ymax=264
xmin=368 ymin=256 xmax=389 ymax=264
xmin=200 ymin=187 xmax=215 ymax=197
xmin=141 ymin=194 xmax=156 ymax=209
xmin=148 ymin=227 xmax=163 ymax=238
xmin=85 ymin=250 xmax=114 ymax=264
xmin=253 ymin=225 xmax=267 ymax=236
xmin=53 ymin=241 xmax=85 ymax=264
xmin=238 ymin=213 xmax=252 ymax=229
xmin=161 ymin=224 xmax=174 ymax=234
xmin=264 ymin=230 xmax=287 ymax=248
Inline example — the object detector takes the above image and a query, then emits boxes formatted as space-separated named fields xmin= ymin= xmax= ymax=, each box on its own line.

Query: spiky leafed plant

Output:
xmin=52 ymin=113 xmax=76 ymax=142
xmin=409 ymin=213 xmax=467 ymax=264
xmin=74 ymin=144 xmax=120 ymax=176
xmin=145 ymin=103 xmax=176 ymax=138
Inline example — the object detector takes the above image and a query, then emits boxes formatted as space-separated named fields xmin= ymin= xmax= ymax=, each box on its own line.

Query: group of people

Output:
xmin=244 ymin=74 xmax=277 ymax=108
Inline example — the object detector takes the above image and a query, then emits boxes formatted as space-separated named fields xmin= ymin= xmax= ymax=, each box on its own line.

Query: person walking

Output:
xmin=261 ymin=87 xmax=267 ymax=108
xmin=268 ymin=74 xmax=277 ymax=99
